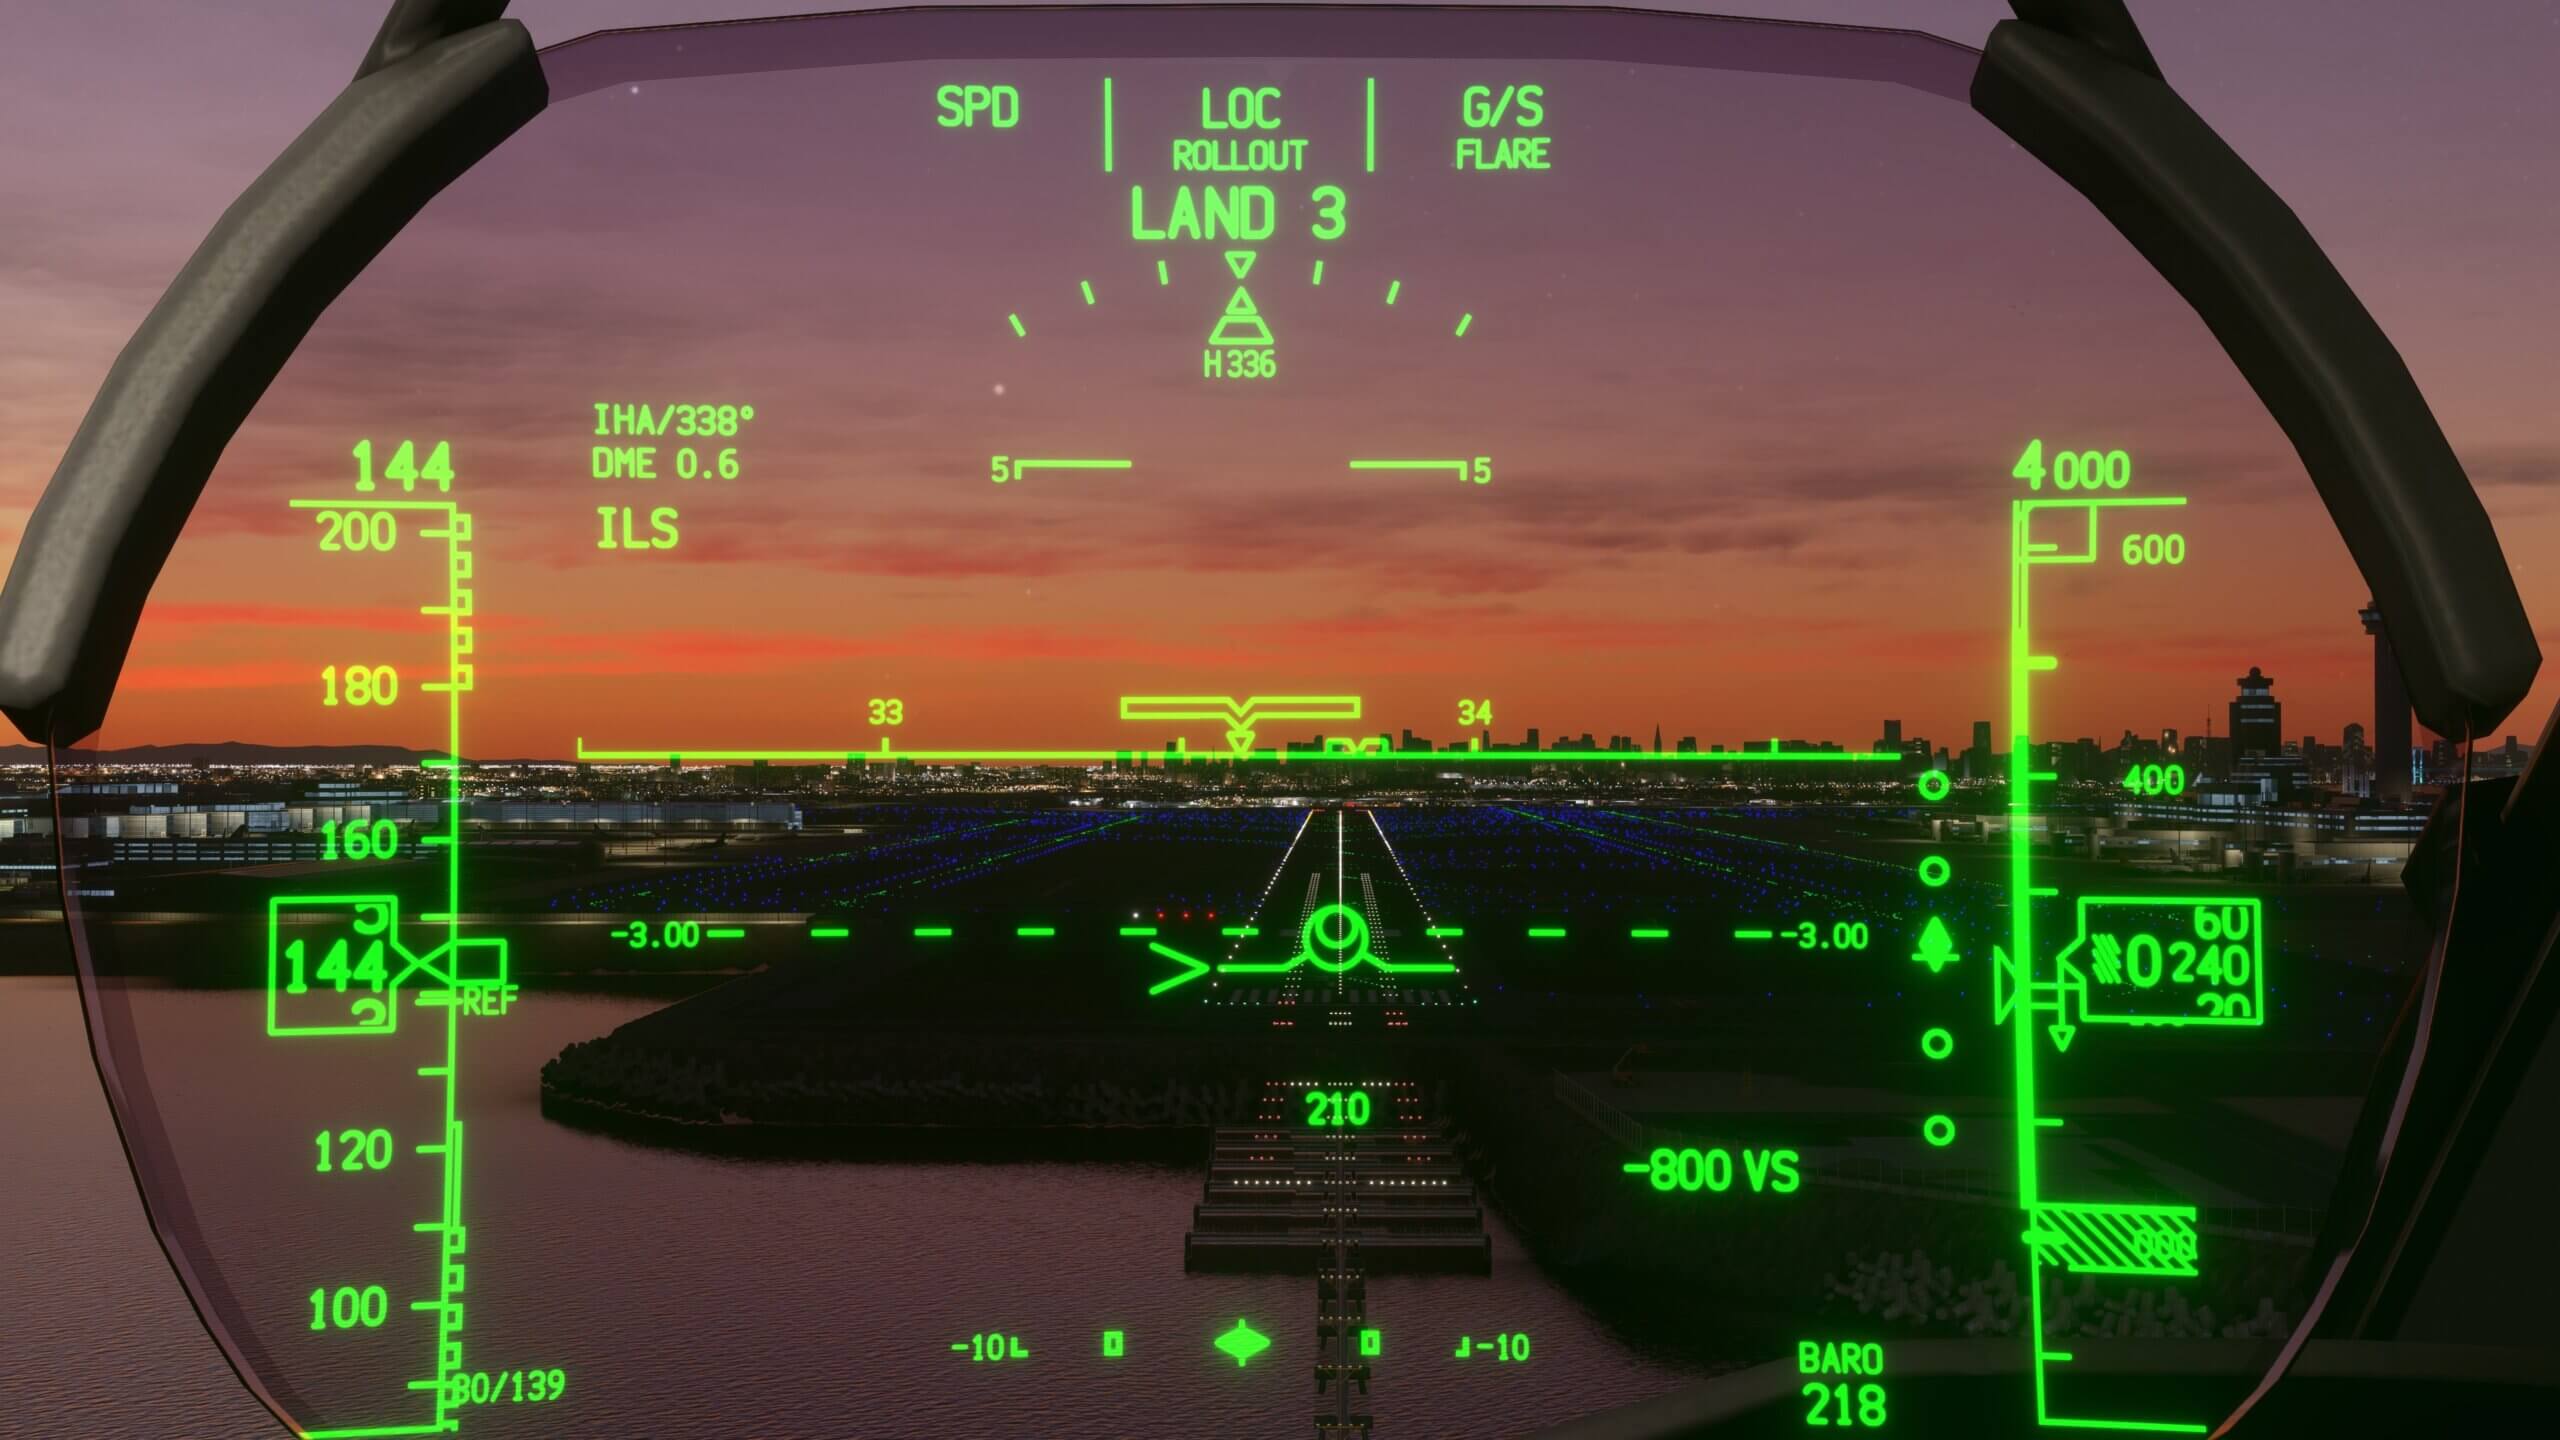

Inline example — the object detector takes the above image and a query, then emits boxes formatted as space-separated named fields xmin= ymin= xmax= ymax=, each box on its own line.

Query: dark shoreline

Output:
xmin=538 ymin=1083 xmax=1211 ymax=1163
xmin=535 ymin=1026 xmax=2322 ymax=1364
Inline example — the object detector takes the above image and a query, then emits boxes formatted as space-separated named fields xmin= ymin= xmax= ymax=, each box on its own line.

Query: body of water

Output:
xmin=0 ymin=978 xmax=1707 ymax=1438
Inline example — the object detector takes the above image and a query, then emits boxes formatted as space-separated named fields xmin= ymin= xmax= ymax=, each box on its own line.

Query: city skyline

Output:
xmin=12 ymin=614 xmax=2487 ymax=774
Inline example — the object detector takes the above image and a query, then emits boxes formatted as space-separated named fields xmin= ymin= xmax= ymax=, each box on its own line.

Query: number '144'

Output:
xmin=353 ymin=439 xmax=452 ymax=493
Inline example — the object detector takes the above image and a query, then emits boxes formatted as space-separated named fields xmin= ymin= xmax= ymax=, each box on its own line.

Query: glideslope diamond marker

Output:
xmin=1214 ymin=1318 xmax=1271 ymax=1368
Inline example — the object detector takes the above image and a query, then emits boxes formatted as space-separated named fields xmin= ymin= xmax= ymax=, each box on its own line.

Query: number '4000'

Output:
xmin=2011 ymin=440 xmax=2130 ymax=491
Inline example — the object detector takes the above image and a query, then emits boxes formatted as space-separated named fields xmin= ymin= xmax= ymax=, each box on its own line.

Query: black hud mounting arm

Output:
xmin=1972 ymin=1 xmax=2539 ymax=740
xmin=0 ymin=7 xmax=544 ymax=747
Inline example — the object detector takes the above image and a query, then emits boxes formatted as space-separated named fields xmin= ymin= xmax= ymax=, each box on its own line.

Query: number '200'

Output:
xmin=317 ymin=511 xmax=397 ymax=551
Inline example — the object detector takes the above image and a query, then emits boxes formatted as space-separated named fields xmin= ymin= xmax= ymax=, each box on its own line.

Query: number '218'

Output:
xmin=1803 ymin=1381 xmax=1886 ymax=1426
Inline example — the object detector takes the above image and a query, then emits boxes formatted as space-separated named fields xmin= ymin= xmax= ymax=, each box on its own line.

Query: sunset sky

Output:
xmin=4 ymin=2 xmax=2554 ymax=760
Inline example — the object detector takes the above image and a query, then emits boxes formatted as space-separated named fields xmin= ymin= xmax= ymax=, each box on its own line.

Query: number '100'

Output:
xmin=309 ymin=1285 xmax=388 ymax=1330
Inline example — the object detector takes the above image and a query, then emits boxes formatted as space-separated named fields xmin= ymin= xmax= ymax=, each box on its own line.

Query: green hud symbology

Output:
xmin=80 ymin=33 xmax=2412 ymax=1439
xmin=2003 ymin=456 xmax=2264 ymax=1433
xmin=268 ymin=489 xmax=514 ymax=1437
xmin=2050 ymin=899 xmax=2264 ymax=1028
xmin=1121 ymin=693 xmax=1364 ymax=756
xmin=578 ymin=691 xmax=1899 ymax=767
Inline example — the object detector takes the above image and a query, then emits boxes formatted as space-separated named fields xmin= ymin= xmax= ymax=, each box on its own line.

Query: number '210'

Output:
xmin=1305 ymin=1088 xmax=1370 ymax=1127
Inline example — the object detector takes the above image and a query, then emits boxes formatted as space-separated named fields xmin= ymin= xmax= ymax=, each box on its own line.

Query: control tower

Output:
xmin=2361 ymin=604 xmax=2414 ymax=800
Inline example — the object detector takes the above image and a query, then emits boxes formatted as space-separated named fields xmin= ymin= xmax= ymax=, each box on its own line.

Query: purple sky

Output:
xmin=3 ymin=2 xmax=2555 ymax=753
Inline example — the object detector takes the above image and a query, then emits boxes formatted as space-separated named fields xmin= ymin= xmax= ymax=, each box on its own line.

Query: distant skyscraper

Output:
xmin=1653 ymin=724 xmax=1662 ymax=755
xmin=1676 ymin=736 xmax=1698 ymax=754
xmin=1965 ymin=720 xmax=1994 ymax=778
xmin=1524 ymin=727 xmax=1540 ymax=752
xmin=2362 ymin=604 xmax=2414 ymax=801
xmin=2228 ymin=668 xmax=2282 ymax=758
xmin=1878 ymin=719 xmax=1903 ymax=755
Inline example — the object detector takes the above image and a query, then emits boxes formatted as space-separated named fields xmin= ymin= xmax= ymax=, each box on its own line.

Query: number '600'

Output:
xmin=2120 ymin=532 xmax=2185 ymax=565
